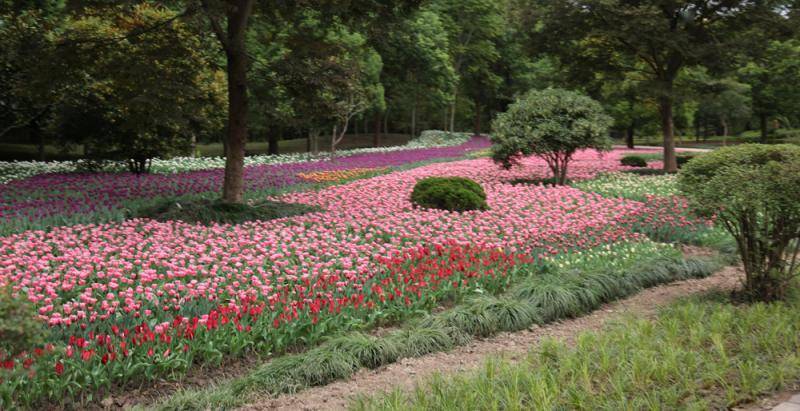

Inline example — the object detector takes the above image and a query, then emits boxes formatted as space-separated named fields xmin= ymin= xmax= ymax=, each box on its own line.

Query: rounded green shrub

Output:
xmin=620 ymin=155 xmax=648 ymax=167
xmin=679 ymin=144 xmax=800 ymax=301
xmin=410 ymin=177 xmax=488 ymax=212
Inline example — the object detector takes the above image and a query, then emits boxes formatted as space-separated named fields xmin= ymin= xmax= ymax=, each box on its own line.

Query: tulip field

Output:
xmin=0 ymin=140 xmax=716 ymax=407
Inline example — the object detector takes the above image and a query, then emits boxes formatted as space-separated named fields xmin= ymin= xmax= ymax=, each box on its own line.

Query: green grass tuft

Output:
xmin=420 ymin=306 xmax=497 ymax=337
xmin=510 ymin=275 xmax=587 ymax=322
xmin=388 ymin=325 xmax=455 ymax=358
xmin=466 ymin=295 xmax=541 ymax=332
xmin=324 ymin=332 xmax=403 ymax=369
xmin=293 ymin=347 xmax=360 ymax=386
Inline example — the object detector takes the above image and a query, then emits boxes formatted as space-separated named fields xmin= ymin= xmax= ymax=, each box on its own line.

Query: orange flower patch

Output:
xmin=297 ymin=167 xmax=388 ymax=183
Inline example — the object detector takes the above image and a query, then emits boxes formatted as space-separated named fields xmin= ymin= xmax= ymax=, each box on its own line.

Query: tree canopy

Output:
xmin=1 ymin=0 xmax=798 ymax=197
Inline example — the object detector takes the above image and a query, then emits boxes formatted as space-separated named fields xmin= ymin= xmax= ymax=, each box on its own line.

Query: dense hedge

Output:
xmin=621 ymin=155 xmax=648 ymax=167
xmin=410 ymin=177 xmax=488 ymax=212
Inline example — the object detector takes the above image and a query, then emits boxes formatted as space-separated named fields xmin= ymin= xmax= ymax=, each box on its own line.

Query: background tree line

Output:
xmin=1 ymin=0 xmax=799 ymax=201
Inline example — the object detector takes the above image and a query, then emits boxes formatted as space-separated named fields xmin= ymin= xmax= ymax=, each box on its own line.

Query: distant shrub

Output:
xmin=411 ymin=177 xmax=488 ymax=212
xmin=0 ymin=286 xmax=45 ymax=356
xmin=679 ymin=144 xmax=800 ymax=301
xmin=508 ymin=177 xmax=570 ymax=187
xmin=621 ymin=155 xmax=648 ymax=167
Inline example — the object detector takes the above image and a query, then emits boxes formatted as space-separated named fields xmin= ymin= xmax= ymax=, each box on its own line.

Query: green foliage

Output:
xmin=676 ymin=154 xmax=695 ymax=167
xmin=294 ymin=347 xmax=361 ymax=386
xmin=491 ymin=88 xmax=612 ymax=185
xmin=388 ymin=325 xmax=455 ymax=358
xmin=679 ymin=144 xmax=800 ymax=301
xmin=131 ymin=198 xmax=319 ymax=225
xmin=420 ymin=306 xmax=496 ymax=338
xmin=620 ymin=155 xmax=647 ymax=167
xmin=510 ymin=273 xmax=591 ymax=322
xmin=355 ymin=295 xmax=800 ymax=410
xmin=738 ymin=40 xmax=800 ymax=141
xmin=52 ymin=4 xmax=225 ymax=171
xmin=684 ymin=69 xmax=751 ymax=137
xmin=410 ymin=176 xmax=488 ymax=212
xmin=380 ymin=9 xmax=457 ymax=130
xmin=466 ymin=295 xmax=540 ymax=332
xmin=324 ymin=332 xmax=402 ymax=369
xmin=0 ymin=286 xmax=45 ymax=356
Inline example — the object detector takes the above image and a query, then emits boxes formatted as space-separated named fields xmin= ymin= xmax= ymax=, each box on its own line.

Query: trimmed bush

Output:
xmin=410 ymin=177 xmax=488 ymax=212
xmin=620 ymin=155 xmax=648 ymax=167
xmin=679 ymin=144 xmax=800 ymax=301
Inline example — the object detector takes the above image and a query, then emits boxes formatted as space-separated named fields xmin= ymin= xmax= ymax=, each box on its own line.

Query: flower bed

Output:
xmin=0 ymin=131 xmax=474 ymax=184
xmin=0 ymin=138 xmax=489 ymax=233
xmin=0 ymin=147 xmax=706 ymax=406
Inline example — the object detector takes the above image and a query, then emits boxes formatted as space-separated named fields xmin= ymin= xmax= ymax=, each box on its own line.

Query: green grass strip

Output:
xmin=354 ymin=292 xmax=800 ymax=410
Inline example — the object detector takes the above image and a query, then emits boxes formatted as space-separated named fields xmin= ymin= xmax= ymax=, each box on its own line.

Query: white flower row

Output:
xmin=0 ymin=130 xmax=473 ymax=184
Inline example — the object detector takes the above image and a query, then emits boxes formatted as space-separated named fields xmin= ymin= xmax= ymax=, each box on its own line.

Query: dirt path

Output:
xmin=239 ymin=264 xmax=743 ymax=411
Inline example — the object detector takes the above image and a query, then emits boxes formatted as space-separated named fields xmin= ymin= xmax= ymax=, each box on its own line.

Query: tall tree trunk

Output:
xmin=721 ymin=117 xmax=729 ymax=142
xmin=443 ymin=107 xmax=448 ymax=131
xmin=222 ymin=46 xmax=248 ymax=203
xmin=695 ymin=120 xmax=701 ymax=143
xmin=32 ymin=121 xmax=45 ymax=161
xmin=449 ymin=92 xmax=457 ymax=132
xmin=411 ymin=96 xmax=417 ymax=139
xmin=625 ymin=124 xmax=635 ymax=149
xmin=210 ymin=0 xmax=255 ymax=204
xmin=474 ymin=98 xmax=481 ymax=135
xmin=190 ymin=133 xmax=197 ymax=157
xmin=268 ymin=127 xmax=279 ymax=155
xmin=760 ymin=113 xmax=769 ymax=143
xmin=383 ymin=109 xmax=389 ymax=136
xmin=373 ymin=111 xmax=382 ymax=147
xmin=658 ymin=95 xmax=678 ymax=172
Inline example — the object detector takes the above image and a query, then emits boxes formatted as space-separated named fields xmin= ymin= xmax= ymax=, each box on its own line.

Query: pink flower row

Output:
xmin=1 ymin=149 xmax=657 ymax=330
